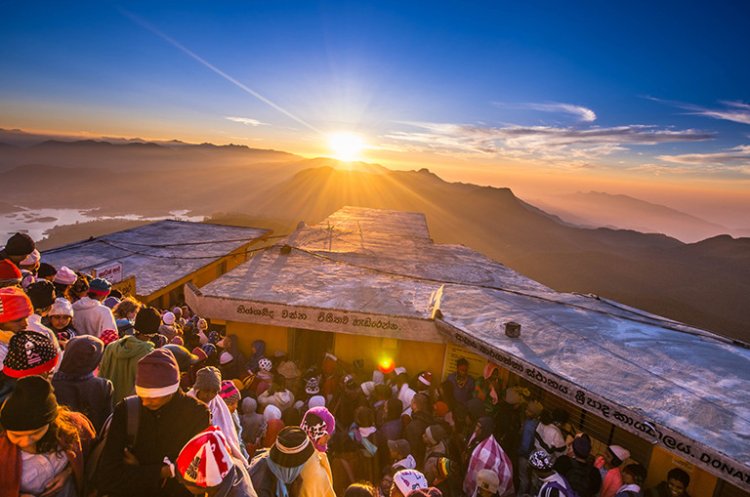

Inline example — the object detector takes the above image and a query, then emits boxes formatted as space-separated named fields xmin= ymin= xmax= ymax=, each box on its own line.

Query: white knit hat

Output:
xmin=49 ymin=297 xmax=74 ymax=317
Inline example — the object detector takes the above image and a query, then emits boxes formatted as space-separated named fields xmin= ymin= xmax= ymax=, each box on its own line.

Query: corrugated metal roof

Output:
xmin=42 ymin=220 xmax=269 ymax=296
xmin=191 ymin=206 xmax=750 ymax=488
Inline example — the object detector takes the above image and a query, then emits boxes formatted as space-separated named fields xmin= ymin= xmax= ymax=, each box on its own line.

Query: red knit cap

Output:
xmin=0 ymin=260 xmax=22 ymax=286
xmin=0 ymin=287 xmax=33 ymax=323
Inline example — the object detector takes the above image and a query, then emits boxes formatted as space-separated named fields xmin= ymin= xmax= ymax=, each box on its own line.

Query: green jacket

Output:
xmin=99 ymin=335 xmax=154 ymax=404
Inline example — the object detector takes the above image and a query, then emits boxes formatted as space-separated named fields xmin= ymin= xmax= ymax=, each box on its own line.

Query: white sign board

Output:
xmin=94 ymin=262 xmax=123 ymax=283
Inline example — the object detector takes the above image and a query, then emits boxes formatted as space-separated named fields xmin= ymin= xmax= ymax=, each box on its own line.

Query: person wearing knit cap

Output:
xmin=245 ymin=358 xmax=271 ymax=399
xmin=176 ymin=426 xmax=256 ymax=497
xmin=37 ymin=262 xmax=57 ymax=281
xmin=391 ymin=469 xmax=429 ymax=497
xmin=301 ymin=405 xmax=336 ymax=453
xmin=71 ymin=276 xmax=117 ymax=339
xmin=306 ymin=376 xmax=321 ymax=396
xmin=2 ymin=330 xmax=59 ymax=379
xmin=99 ymin=307 xmax=158 ymax=404
xmin=249 ymin=426 xmax=335 ymax=497
xmin=0 ymin=259 xmax=23 ymax=288
xmin=240 ymin=397 xmax=264 ymax=453
xmin=0 ymin=375 xmax=96 ymax=497
xmin=416 ymin=371 xmax=433 ymax=391
xmin=517 ymin=399 xmax=545 ymax=496
xmin=188 ymin=366 xmax=247 ymax=465
xmin=0 ymin=232 xmax=35 ymax=267
xmin=422 ymin=424 xmax=449 ymax=487
xmin=530 ymin=449 xmax=577 ymax=497
xmin=600 ymin=445 xmax=632 ymax=497
xmin=261 ymin=404 xmax=284 ymax=449
xmin=20 ymin=248 xmax=41 ymax=272
xmin=24 ymin=279 xmax=62 ymax=352
xmin=158 ymin=311 xmax=181 ymax=343
xmin=52 ymin=335 xmax=114 ymax=432
xmin=96 ymin=348 xmax=210 ymax=497
xmin=43 ymin=297 xmax=78 ymax=348
xmin=308 ymin=394 xmax=326 ymax=408
xmin=52 ymin=265 xmax=77 ymax=295
xmin=554 ymin=433 xmax=602 ymax=497
xmin=219 ymin=380 xmax=250 ymax=461
xmin=0 ymin=287 xmax=34 ymax=374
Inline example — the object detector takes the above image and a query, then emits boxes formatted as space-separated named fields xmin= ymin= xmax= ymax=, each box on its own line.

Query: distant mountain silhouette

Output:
xmin=533 ymin=191 xmax=728 ymax=242
xmin=1 ymin=134 xmax=748 ymax=342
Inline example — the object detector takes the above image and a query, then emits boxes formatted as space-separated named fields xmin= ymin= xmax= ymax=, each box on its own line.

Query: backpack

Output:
xmin=84 ymin=396 xmax=141 ymax=495
xmin=543 ymin=477 xmax=581 ymax=497
xmin=565 ymin=459 xmax=599 ymax=497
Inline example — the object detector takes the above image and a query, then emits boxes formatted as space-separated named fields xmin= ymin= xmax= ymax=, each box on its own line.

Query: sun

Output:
xmin=327 ymin=132 xmax=366 ymax=162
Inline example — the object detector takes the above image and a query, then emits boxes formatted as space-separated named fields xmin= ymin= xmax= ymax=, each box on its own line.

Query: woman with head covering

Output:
xmin=43 ymin=297 xmax=78 ymax=348
xmin=249 ymin=426 xmax=335 ymax=497
xmin=262 ymin=404 xmax=285 ymax=449
xmin=301 ymin=406 xmax=336 ymax=491
xmin=51 ymin=335 xmax=114 ymax=432
xmin=247 ymin=339 xmax=266 ymax=373
xmin=241 ymin=397 xmax=265 ymax=453
xmin=188 ymin=366 xmax=247 ymax=465
xmin=0 ymin=376 xmax=96 ymax=497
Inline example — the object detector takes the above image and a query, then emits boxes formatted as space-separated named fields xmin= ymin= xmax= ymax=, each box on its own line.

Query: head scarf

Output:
xmin=300 ymin=406 xmax=336 ymax=452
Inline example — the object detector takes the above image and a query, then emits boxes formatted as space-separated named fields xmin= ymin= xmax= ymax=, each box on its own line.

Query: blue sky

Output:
xmin=2 ymin=0 xmax=750 ymax=186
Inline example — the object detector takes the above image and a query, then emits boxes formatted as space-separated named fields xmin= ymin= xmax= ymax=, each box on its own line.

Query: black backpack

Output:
xmin=84 ymin=396 xmax=141 ymax=495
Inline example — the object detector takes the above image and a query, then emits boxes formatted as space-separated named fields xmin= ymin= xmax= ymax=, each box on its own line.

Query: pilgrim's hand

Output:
xmin=123 ymin=448 xmax=140 ymax=465
xmin=39 ymin=465 xmax=72 ymax=497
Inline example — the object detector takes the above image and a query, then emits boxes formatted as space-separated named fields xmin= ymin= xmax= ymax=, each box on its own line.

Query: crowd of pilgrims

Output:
xmin=0 ymin=231 xmax=694 ymax=497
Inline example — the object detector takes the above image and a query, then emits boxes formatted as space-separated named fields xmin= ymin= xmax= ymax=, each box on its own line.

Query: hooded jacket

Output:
xmin=99 ymin=335 xmax=154 ymax=404
xmin=247 ymin=340 xmax=266 ymax=373
xmin=72 ymin=296 xmax=118 ymax=338
xmin=52 ymin=336 xmax=114 ymax=432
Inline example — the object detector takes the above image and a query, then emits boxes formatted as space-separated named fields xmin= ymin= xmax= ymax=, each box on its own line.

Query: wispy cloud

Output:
xmin=657 ymin=145 xmax=750 ymax=174
xmin=507 ymin=102 xmax=597 ymax=122
xmin=226 ymin=116 xmax=268 ymax=127
xmin=384 ymin=121 xmax=713 ymax=165
xmin=647 ymin=97 xmax=750 ymax=125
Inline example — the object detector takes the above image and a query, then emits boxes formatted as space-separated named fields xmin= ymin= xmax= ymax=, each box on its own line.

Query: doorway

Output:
xmin=289 ymin=328 xmax=335 ymax=370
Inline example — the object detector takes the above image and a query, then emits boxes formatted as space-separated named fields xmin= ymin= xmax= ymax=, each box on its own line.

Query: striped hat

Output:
xmin=219 ymin=380 xmax=240 ymax=402
xmin=135 ymin=348 xmax=180 ymax=398
xmin=0 ymin=287 xmax=33 ymax=322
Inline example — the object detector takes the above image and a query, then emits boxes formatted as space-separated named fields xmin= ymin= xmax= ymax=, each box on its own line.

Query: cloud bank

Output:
xmin=384 ymin=121 xmax=713 ymax=165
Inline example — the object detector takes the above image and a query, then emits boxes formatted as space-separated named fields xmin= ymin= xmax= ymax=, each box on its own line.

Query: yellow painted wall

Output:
xmin=334 ymin=333 xmax=447 ymax=378
xmin=645 ymin=446 xmax=717 ymax=497
xmin=226 ymin=321 xmax=289 ymax=356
